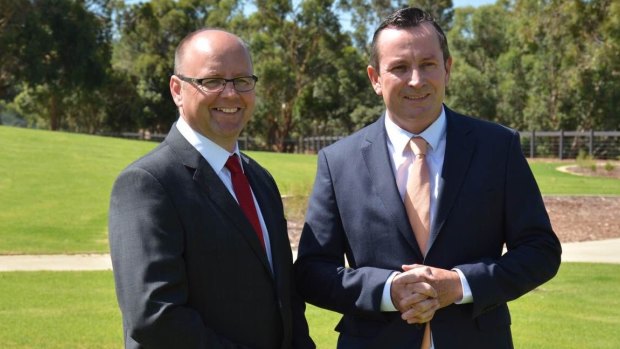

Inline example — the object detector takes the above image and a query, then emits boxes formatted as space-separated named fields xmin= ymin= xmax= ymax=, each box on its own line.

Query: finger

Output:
xmin=407 ymin=281 xmax=438 ymax=299
xmin=404 ymin=307 xmax=436 ymax=324
xmin=401 ymin=298 xmax=439 ymax=323
xmin=393 ymin=267 xmax=431 ymax=285
xmin=401 ymin=263 xmax=424 ymax=271
xmin=398 ymin=292 xmax=429 ymax=311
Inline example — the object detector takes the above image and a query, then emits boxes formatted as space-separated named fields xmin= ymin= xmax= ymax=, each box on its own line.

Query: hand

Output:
xmin=402 ymin=264 xmax=464 ymax=309
xmin=390 ymin=269 xmax=439 ymax=324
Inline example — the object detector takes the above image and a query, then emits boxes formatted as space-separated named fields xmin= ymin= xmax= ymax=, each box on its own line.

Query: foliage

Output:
xmin=447 ymin=0 xmax=620 ymax=132
xmin=338 ymin=0 xmax=454 ymax=49
xmin=111 ymin=0 xmax=243 ymax=132
xmin=605 ymin=162 xmax=615 ymax=172
xmin=1 ymin=0 xmax=619 ymax=148
xmin=0 ymin=0 xmax=112 ymax=130
xmin=241 ymin=0 xmax=376 ymax=151
xmin=576 ymin=149 xmax=596 ymax=171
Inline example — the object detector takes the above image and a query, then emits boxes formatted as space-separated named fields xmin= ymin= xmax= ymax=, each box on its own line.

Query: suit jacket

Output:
xmin=294 ymin=107 xmax=562 ymax=349
xmin=109 ymin=125 xmax=314 ymax=349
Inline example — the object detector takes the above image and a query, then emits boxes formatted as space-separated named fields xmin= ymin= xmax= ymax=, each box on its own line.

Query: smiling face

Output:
xmin=367 ymin=23 xmax=452 ymax=134
xmin=170 ymin=30 xmax=255 ymax=152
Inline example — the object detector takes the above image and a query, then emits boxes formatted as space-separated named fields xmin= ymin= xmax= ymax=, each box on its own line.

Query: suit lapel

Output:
xmin=165 ymin=126 xmax=273 ymax=275
xmin=361 ymin=116 xmax=424 ymax=259
xmin=429 ymin=109 xmax=475 ymax=248
xmin=242 ymin=154 xmax=282 ymax=276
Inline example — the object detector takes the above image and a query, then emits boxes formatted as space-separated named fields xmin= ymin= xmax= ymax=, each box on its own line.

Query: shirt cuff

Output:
xmin=380 ymin=272 xmax=399 ymax=311
xmin=453 ymin=268 xmax=473 ymax=304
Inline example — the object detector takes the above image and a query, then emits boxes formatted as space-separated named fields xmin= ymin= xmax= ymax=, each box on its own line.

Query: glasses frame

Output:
xmin=176 ymin=74 xmax=258 ymax=93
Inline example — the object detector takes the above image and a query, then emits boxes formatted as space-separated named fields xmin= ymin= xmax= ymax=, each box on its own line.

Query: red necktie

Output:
xmin=225 ymin=154 xmax=266 ymax=250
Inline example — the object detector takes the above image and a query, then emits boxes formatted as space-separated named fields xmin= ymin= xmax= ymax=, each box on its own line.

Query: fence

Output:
xmin=519 ymin=131 xmax=620 ymax=160
xmin=273 ymin=131 xmax=620 ymax=159
xmin=111 ymin=130 xmax=620 ymax=160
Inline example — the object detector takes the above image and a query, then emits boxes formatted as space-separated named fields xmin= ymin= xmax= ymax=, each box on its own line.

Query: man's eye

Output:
xmin=202 ymin=79 xmax=224 ymax=89
xmin=234 ymin=78 xmax=252 ymax=87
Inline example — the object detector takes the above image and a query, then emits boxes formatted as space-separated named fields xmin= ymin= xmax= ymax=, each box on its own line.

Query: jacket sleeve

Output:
xmin=109 ymin=167 xmax=244 ymax=349
xmin=294 ymin=150 xmax=394 ymax=316
xmin=455 ymin=131 xmax=562 ymax=318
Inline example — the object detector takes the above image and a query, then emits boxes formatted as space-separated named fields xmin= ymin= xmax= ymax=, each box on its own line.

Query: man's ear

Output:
xmin=367 ymin=65 xmax=382 ymax=95
xmin=170 ymin=75 xmax=183 ymax=107
xmin=444 ymin=57 xmax=453 ymax=85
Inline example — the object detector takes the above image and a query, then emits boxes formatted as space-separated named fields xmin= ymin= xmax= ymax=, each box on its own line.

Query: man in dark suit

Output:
xmin=109 ymin=29 xmax=315 ymax=349
xmin=295 ymin=7 xmax=561 ymax=349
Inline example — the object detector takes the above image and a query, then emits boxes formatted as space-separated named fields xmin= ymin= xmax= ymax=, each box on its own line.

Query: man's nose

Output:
xmin=408 ymin=69 xmax=424 ymax=87
xmin=220 ymin=80 xmax=238 ymax=96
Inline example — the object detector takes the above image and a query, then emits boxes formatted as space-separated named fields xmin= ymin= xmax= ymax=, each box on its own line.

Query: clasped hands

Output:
xmin=390 ymin=264 xmax=463 ymax=324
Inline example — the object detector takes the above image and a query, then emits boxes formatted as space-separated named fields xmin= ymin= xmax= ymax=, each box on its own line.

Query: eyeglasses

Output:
xmin=176 ymin=75 xmax=258 ymax=93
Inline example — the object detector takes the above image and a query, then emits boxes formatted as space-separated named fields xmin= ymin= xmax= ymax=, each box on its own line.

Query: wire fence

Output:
xmin=110 ymin=130 xmax=620 ymax=160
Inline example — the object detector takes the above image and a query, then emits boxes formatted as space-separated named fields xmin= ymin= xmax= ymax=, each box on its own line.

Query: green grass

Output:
xmin=1 ymin=125 xmax=619 ymax=254
xmin=529 ymin=161 xmax=620 ymax=195
xmin=0 ymin=263 xmax=618 ymax=348
xmin=0 ymin=271 xmax=122 ymax=349
xmin=0 ymin=126 xmax=317 ymax=254
xmin=511 ymin=263 xmax=620 ymax=348
xmin=246 ymin=151 xmax=317 ymax=196
xmin=0 ymin=126 xmax=154 ymax=254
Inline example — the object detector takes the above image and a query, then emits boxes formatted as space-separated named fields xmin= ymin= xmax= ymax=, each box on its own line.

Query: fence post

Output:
xmin=559 ymin=130 xmax=564 ymax=160
xmin=589 ymin=129 xmax=594 ymax=157
xmin=530 ymin=130 xmax=535 ymax=158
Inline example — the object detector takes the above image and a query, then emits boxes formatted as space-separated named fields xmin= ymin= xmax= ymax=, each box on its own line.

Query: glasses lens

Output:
xmin=233 ymin=77 xmax=256 ymax=92
xmin=200 ymin=79 xmax=226 ymax=92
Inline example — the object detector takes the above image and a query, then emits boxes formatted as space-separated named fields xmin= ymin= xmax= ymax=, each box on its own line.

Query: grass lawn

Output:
xmin=0 ymin=126 xmax=154 ymax=254
xmin=529 ymin=161 xmax=620 ymax=195
xmin=0 ymin=263 xmax=618 ymax=348
xmin=0 ymin=271 xmax=122 ymax=349
xmin=3 ymin=125 xmax=620 ymax=255
xmin=1 ymin=126 xmax=619 ymax=347
xmin=0 ymin=126 xmax=315 ymax=254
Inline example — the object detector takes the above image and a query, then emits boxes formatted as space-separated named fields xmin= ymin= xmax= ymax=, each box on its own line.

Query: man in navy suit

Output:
xmin=295 ymin=7 xmax=561 ymax=349
xmin=109 ymin=29 xmax=314 ymax=349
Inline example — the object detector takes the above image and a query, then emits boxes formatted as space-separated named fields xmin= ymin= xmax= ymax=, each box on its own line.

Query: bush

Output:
xmin=576 ymin=149 xmax=596 ymax=172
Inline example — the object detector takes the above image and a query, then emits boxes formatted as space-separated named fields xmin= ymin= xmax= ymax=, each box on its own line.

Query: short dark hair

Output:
xmin=369 ymin=7 xmax=450 ymax=71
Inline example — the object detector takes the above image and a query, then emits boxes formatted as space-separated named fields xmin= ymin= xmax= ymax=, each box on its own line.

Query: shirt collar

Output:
xmin=384 ymin=106 xmax=447 ymax=155
xmin=175 ymin=116 xmax=239 ymax=173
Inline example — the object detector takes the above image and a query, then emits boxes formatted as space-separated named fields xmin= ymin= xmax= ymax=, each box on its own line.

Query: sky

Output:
xmin=124 ymin=0 xmax=498 ymax=8
xmin=453 ymin=0 xmax=497 ymax=7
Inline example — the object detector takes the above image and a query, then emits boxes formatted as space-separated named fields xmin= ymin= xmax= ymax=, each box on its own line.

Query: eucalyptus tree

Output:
xmin=504 ymin=0 xmax=619 ymax=131
xmin=244 ymin=0 xmax=373 ymax=151
xmin=3 ymin=0 xmax=112 ymax=130
xmin=446 ymin=3 xmax=510 ymax=125
xmin=338 ymin=0 xmax=453 ymax=50
xmin=112 ymin=0 xmax=243 ymax=132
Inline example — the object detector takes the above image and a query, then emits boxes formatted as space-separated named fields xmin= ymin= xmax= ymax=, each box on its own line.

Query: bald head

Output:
xmin=174 ymin=29 xmax=252 ymax=75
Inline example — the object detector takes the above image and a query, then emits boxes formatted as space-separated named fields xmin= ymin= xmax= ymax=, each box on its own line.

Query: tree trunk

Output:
xmin=49 ymin=94 xmax=59 ymax=130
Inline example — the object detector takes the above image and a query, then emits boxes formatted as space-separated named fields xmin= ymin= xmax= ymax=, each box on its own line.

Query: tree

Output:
xmin=446 ymin=4 xmax=508 ymax=124
xmin=5 ymin=0 xmax=112 ymax=130
xmin=243 ymin=0 xmax=374 ymax=151
xmin=338 ymin=0 xmax=453 ymax=50
xmin=0 ymin=0 xmax=32 ymax=101
xmin=112 ymin=0 xmax=242 ymax=132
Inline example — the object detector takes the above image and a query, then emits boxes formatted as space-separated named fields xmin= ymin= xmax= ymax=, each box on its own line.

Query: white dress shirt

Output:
xmin=380 ymin=108 xmax=473 ymax=312
xmin=175 ymin=117 xmax=273 ymax=269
